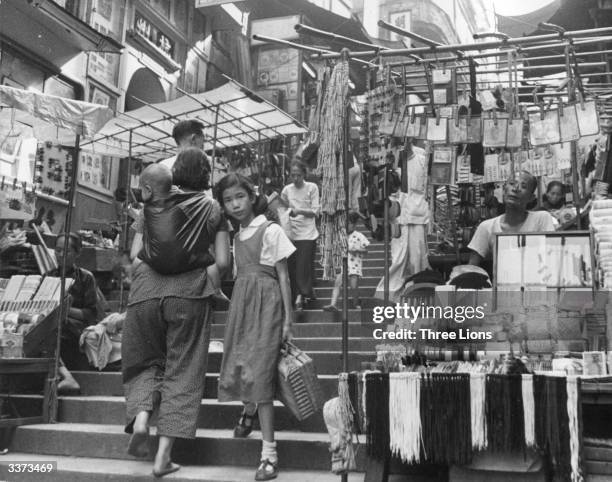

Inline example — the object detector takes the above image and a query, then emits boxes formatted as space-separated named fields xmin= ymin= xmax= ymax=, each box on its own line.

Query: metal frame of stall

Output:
xmin=254 ymin=22 xmax=612 ymax=482
xmin=0 ymin=86 xmax=113 ymax=426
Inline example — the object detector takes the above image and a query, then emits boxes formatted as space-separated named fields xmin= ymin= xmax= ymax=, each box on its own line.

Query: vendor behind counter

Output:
xmin=468 ymin=171 xmax=555 ymax=276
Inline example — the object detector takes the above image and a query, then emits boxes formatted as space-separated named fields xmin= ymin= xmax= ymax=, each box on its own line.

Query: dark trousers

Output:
xmin=288 ymin=239 xmax=317 ymax=299
xmin=60 ymin=317 xmax=90 ymax=370
xmin=122 ymin=297 xmax=212 ymax=439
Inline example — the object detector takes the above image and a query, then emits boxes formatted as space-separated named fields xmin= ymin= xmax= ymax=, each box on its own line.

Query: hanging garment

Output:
xmin=486 ymin=374 xmax=525 ymax=453
xmin=522 ymin=374 xmax=536 ymax=448
xmin=420 ymin=373 xmax=472 ymax=465
xmin=389 ymin=372 xmax=422 ymax=464
xmin=566 ymin=376 xmax=583 ymax=482
xmin=365 ymin=372 xmax=390 ymax=461
xmin=534 ymin=375 xmax=573 ymax=482
xmin=470 ymin=372 xmax=487 ymax=451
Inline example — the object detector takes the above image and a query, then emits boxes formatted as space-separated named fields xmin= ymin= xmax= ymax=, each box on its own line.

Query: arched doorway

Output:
xmin=124 ymin=68 xmax=165 ymax=111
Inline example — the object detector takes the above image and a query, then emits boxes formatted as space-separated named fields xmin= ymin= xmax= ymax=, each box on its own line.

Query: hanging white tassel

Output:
xmin=389 ymin=372 xmax=421 ymax=464
xmin=566 ymin=376 xmax=584 ymax=482
xmin=522 ymin=374 xmax=536 ymax=448
xmin=338 ymin=373 xmax=354 ymax=431
xmin=470 ymin=372 xmax=487 ymax=450
xmin=361 ymin=370 xmax=376 ymax=432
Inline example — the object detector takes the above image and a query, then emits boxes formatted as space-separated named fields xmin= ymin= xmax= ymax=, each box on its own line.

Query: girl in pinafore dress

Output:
xmin=216 ymin=173 xmax=295 ymax=481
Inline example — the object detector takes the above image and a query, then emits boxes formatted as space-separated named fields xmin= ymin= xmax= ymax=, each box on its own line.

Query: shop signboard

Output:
xmin=88 ymin=0 xmax=123 ymax=86
xmin=251 ymin=16 xmax=301 ymax=46
xmin=134 ymin=12 xmax=175 ymax=59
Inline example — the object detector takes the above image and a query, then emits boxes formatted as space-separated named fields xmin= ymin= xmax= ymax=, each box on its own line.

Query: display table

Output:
xmin=0 ymin=358 xmax=55 ymax=427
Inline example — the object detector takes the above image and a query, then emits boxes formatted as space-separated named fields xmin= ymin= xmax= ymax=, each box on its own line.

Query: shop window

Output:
xmin=173 ymin=0 xmax=188 ymax=32
xmin=144 ymin=0 xmax=171 ymax=18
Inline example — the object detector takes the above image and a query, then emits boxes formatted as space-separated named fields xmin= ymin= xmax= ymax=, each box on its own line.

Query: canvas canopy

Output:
xmin=0 ymin=85 xmax=114 ymax=141
xmin=83 ymin=78 xmax=309 ymax=161
xmin=82 ymin=79 xmax=308 ymax=161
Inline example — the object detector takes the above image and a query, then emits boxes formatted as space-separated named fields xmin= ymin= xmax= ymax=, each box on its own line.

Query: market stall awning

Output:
xmin=0 ymin=85 xmax=115 ymax=140
xmin=85 ymin=78 xmax=309 ymax=161
xmin=0 ymin=0 xmax=123 ymax=70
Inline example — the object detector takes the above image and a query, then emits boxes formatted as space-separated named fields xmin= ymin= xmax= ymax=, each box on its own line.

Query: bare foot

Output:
xmin=127 ymin=411 xmax=150 ymax=458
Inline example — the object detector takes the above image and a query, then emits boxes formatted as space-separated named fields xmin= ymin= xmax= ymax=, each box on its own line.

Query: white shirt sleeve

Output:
xmin=538 ymin=212 xmax=556 ymax=231
xmin=468 ymin=219 xmax=494 ymax=259
xmin=260 ymin=223 xmax=296 ymax=266
xmin=309 ymin=183 xmax=320 ymax=217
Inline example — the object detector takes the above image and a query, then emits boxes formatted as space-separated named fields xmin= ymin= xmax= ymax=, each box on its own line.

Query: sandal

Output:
xmin=234 ymin=408 xmax=257 ymax=438
xmin=255 ymin=459 xmax=278 ymax=481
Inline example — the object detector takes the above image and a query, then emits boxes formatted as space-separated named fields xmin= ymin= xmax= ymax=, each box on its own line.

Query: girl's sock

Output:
xmin=261 ymin=440 xmax=277 ymax=464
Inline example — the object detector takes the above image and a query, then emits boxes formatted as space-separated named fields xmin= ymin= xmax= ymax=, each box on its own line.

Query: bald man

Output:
xmin=468 ymin=171 xmax=555 ymax=267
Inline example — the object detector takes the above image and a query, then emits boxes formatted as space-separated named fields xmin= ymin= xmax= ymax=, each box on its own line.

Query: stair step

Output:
xmin=211 ymin=321 xmax=379 ymax=337
xmin=53 ymin=397 xmax=331 ymax=433
xmin=211 ymin=337 xmax=381 ymax=352
xmin=313 ymin=286 xmax=377 ymax=298
xmin=10 ymin=424 xmax=367 ymax=471
xmin=72 ymin=372 xmax=340 ymax=401
xmin=316 ymin=276 xmax=380 ymax=287
xmin=0 ymin=453 xmax=349 ymax=481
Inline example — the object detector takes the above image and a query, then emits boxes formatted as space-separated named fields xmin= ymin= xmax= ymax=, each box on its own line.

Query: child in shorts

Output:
xmin=323 ymin=212 xmax=370 ymax=311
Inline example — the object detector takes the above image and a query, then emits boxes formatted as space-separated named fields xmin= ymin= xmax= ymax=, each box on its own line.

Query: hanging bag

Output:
xmin=483 ymin=111 xmax=508 ymax=148
xmin=576 ymin=93 xmax=600 ymax=137
xmin=558 ymin=101 xmax=580 ymax=143
xmin=276 ymin=341 xmax=325 ymax=421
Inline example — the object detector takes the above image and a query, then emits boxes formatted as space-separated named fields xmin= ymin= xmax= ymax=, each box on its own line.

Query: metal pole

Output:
xmin=383 ymin=164 xmax=390 ymax=305
xmin=340 ymin=48 xmax=350 ymax=482
xmin=119 ymin=129 xmax=133 ymax=311
xmin=295 ymin=23 xmax=422 ymax=61
xmin=565 ymin=45 xmax=583 ymax=229
xmin=384 ymin=36 xmax=612 ymax=68
xmin=52 ymin=133 xmax=81 ymax=422
xmin=210 ymin=106 xmax=220 ymax=186
xmin=252 ymin=34 xmax=377 ymax=68
xmin=316 ymin=26 xmax=612 ymax=59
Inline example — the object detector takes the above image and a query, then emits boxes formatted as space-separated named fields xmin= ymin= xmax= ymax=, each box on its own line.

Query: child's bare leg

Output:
xmin=323 ymin=273 xmax=342 ymax=311
xmin=256 ymin=402 xmax=278 ymax=478
xmin=349 ymin=275 xmax=360 ymax=308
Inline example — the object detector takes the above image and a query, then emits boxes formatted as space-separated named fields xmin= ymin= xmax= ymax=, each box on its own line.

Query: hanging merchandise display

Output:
xmin=316 ymin=57 xmax=350 ymax=280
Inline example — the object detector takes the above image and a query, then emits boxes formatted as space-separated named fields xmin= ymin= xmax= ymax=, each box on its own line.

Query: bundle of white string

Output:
xmin=389 ymin=372 xmax=421 ymax=464
xmin=470 ymin=372 xmax=487 ymax=450
xmin=522 ymin=374 xmax=535 ymax=448
xmin=361 ymin=370 xmax=376 ymax=432
xmin=338 ymin=373 xmax=354 ymax=432
xmin=566 ymin=376 xmax=583 ymax=482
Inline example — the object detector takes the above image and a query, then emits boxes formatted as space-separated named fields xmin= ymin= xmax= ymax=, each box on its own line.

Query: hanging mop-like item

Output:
xmin=317 ymin=58 xmax=350 ymax=279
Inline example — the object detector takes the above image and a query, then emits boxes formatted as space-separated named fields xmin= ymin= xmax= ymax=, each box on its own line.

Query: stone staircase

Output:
xmin=0 ymin=227 xmax=387 ymax=481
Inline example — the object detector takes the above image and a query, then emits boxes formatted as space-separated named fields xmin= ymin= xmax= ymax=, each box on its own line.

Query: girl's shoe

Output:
xmin=255 ymin=459 xmax=278 ymax=481
xmin=233 ymin=409 xmax=257 ymax=438
xmin=322 ymin=304 xmax=338 ymax=312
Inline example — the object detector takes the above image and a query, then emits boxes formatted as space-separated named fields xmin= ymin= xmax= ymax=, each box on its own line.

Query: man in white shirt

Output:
xmin=468 ymin=171 xmax=556 ymax=266
xmin=160 ymin=119 xmax=205 ymax=170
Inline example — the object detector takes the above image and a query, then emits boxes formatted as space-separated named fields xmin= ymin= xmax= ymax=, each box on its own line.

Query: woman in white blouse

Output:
xmin=281 ymin=161 xmax=320 ymax=310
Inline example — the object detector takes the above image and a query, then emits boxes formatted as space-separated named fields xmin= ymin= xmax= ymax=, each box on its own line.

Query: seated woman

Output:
xmin=540 ymin=180 xmax=565 ymax=212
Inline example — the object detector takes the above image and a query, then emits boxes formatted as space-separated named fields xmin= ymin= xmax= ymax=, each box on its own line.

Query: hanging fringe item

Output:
xmin=365 ymin=372 xmax=390 ymax=461
xmin=534 ymin=375 xmax=573 ymax=482
xmin=323 ymin=397 xmax=357 ymax=475
xmin=361 ymin=370 xmax=376 ymax=434
xmin=338 ymin=373 xmax=355 ymax=433
xmin=522 ymin=374 xmax=536 ymax=448
xmin=470 ymin=372 xmax=487 ymax=451
xmin=566 ymin=376 xmax=584 ymax=482
xmin=486 ymin=374 xmax=525 ymax=453
xmin=347 ymin=372 xmax=361 ymax=434
xmin=389 ymin=372 xmax=422 ymax=464
xmin=316 ymin=58 xmax=350 ymax=279
xmin=421 ymin=374 xmax=472 ymax=465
